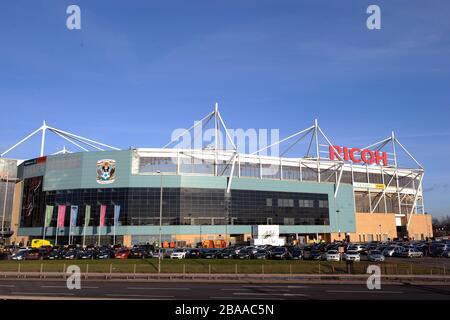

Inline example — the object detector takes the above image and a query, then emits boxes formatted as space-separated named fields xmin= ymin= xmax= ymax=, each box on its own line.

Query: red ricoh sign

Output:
xmin=329 ymin=146 xmax=388 ymax=166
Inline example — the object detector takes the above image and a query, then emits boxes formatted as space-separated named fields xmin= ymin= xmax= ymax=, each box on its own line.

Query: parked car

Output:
xmin=368 ymin=250 xmax=385 ymax=262
xmin=11 ymin=249 xmax=40 ymax=261
xmin=325 ymin=250 xmax=341 ymax=262
xmin=63 ymin=250 xmax=80 ymax=260
xmin=129 ymin=247 xmax=152 ymax=259
xmin=162 ymin=249 xmax=174 ymax=259
xmin=343 ymin=250 xmax=361 ymax=262
xmin=200 ymin=249 xmax=218 ymax=259
xmin=441 ymin=250 xmax=450 ymax=258
xmin=185 ymin=248 xmax=201 ymax=259
xmin=237 ymin=248 xmax=253 ymax=259
xmin=253 ymin=249 xmax=269 ymax=260
xmin=114 ymin=249 xmax=130 ymax=259
xmin=42 ymin=249 xmax=62 ymax=260
xmin=305 ymin=250 xmax=323 ymax=260
xmin=399 ymin=248 xmax=423 ymax=258
xmin=170 ymin=248 xmax=187 ymax=259
xmin=269 ymin=247 xmax=291 ymax=260
xmin=217 ymin=249 xmax=234 ymax=259
xmin=347 ymin=244 xmax=366 ymax=253
xmin=291 ymin=247 xmax=304 ymax=260
xmin=79 ymin=250 xmax=95 ymax=259
xmin=95 ymin=247 xmax=113 ymax=259
xmin=382 ymin=245 xmax=400 ymax=257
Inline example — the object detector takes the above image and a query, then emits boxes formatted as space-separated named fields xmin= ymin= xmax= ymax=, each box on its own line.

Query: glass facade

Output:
xmin=20 ymin=176 xmax=330 ymax=228
xmin=0 ymin=158 xmax=17 ymax=231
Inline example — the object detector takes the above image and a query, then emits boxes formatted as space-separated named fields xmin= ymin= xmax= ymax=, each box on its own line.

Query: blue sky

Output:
xmin=0 ymin=1 xmax=449 ymax=217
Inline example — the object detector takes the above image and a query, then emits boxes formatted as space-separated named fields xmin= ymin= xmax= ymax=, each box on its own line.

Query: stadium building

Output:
xmin=0 ymin=106 xmax=432 ymax=247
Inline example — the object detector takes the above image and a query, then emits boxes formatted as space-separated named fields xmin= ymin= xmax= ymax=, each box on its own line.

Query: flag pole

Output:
xmin=98 ymin=224 xmax=101 ymax=247
xmin=83 ymin=219 xmax=87 ymax=247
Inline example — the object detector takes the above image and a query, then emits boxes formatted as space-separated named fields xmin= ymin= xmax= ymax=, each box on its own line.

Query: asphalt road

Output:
xmin=0 ymin=280 xmax=449 ymax=300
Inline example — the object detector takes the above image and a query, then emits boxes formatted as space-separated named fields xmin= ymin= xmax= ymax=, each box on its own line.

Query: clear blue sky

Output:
xmin=0 ymin=1 xmax=449 ymax=217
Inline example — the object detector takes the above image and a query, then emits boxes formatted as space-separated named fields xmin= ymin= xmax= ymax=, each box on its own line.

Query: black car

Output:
xmin=42 ymin=249 xmax=63 ymax=260
xmin=269 ymin=247 xmax=291 ymax=260
xmin=129 ymin=248 xmax=152 ymax=259
xmin=218 ymin=249 xmax=235 ymax=259
xmin=237 ymin=248 xmax=253 ymax=259
xmin=79 ymin=250 xmax=95 ymax=259
xmin=95 ymin=248 xmax=113 ymax=259
xmin=185 ymin=248 xmax=201 ymax=259
xmin=63 ymin=250 xmax=80 ymax=260
xmin=305 ymin=250 xmax=322 ymax=260
xmin=253 ymin=249 xmax=269 ymax=260
xmin=292 ymin=247 xmax=304 ymax=260
xmin=200 ymin=249 xmax=218 ymax=259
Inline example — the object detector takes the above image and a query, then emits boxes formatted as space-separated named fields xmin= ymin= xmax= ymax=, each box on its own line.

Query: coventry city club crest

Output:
xmin=96 ymin=159 xmax=116 ymax=184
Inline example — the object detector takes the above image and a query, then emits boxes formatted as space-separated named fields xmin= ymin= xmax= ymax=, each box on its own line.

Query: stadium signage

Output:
xmin=329 ymin=146 xmax=388 ymax=166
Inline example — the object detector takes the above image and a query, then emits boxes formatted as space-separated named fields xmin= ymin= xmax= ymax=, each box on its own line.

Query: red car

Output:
xmin=114 ymin=248 xmax=130 ymax=259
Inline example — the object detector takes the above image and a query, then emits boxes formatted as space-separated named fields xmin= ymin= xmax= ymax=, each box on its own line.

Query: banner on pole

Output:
xmin=114 ymin=205 xmax=121 ymax=226
xmin=57 ymin=205 xmax=66 ymax=228
xmin=84 ymin=205 xmax=91 ymax=226
xmin=69 ymin=205 xmax=79 ymax=233
xmin=44 ymin=205 xmax=54 ymax=227
xmin=100 ymin=204 xmax=107 ymax=227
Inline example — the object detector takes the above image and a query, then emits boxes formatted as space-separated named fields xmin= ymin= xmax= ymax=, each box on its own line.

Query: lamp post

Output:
xmin=1 ymin=173 xmax=8 ymax=239
xmin=379 ymin=224 xmax=382 ymax=241
xmin=157 ymin=170 xmax=163 ymax=273
xmin=336 ymin=209 xmax=341 ymax=240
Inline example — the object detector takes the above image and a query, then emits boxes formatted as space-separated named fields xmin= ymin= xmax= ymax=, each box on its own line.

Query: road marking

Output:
xmin=221 ymin=288 xmax=250 ymax=291
xmin=40 ymin=285 xmax=99 ymax=289
xmin=127 ymin=287 xmax=189 ymax=290
xmin=0 ymin=285 xmax=15 ymax=288
xmin=210 ymin=296 xmax=284 ymax=300
xmin=326 ymin=290 xmax=403 ymax=294
xmin=12 ymin=292 xmax=75 ymax=296
xmin=106 ymin=294 xmax=174 ymax=298
xmin=242 ymin=285 xmax=309 ymax=289
xmin=233 ymin=292 xmax=307 ymax=297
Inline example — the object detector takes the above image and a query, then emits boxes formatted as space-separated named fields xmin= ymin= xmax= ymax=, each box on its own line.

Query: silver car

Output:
xmin=368 ymin=250 xmax=385 ymax=262
xmin=325 ymin=250 xmax=341 ymax=261
xmin=343 ymin=250 xmax=361 ymax=262
xmin=399 ymin=248 xmax=423 ymax=258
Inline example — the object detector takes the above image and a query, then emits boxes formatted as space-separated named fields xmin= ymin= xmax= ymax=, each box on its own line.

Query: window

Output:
xmin=284 ymin=218 xmax=295 ymax=225
xmin=277 ymin=199 xmax=294 ymax=207
xmin=266 ymin=198 xmax=272 ymax=207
